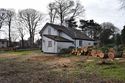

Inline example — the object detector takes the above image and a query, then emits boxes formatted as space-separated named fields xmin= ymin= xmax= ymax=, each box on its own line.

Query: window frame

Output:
xmin=48 ymin=41 xmax=52 ymax=47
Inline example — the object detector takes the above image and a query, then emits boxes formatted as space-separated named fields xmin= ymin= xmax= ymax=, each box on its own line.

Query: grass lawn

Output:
xmin=74 ymin=57 xmax=125 ymax=81
xmin=0 ymin=50 xmax=125 ymax=83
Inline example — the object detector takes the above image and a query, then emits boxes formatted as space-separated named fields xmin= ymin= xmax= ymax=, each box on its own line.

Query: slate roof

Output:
xmin=44 ymin=35 xmax=73 ymax=42
xmin=40 ymin=23 xmax=94 ymax=41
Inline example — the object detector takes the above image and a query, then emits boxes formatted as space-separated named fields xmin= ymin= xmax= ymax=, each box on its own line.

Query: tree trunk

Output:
xmin=21 ymin=36 xmax=24 ymax=48
xmin=8 ymin=21 xmax=11 ymax=47
xmin=60 ymin=14 xmax=63 ymax=25
xmin=29 ymin=33 xmax=34 ymax=48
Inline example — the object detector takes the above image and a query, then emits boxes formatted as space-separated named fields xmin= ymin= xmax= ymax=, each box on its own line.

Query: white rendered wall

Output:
xmin=42 ymin=36 xmax=57 ymax=53
xmin=75 ymin=40 xmax=94 ymax=48
xmin=57 ymin=42 xmax=74 ymax=53
xmin=42 ymin=25 xmax=58 ymax=53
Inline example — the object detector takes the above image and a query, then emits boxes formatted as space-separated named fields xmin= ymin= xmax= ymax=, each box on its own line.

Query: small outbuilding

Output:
xmin=0 ymin=39 xmax=8 ymax=48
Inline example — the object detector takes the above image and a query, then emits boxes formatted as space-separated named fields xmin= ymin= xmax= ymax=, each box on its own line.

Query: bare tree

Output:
xmin=10 ymin=31 xmax=19 ymax=42
xmin=6 ymin=9 xmax=15 ymax=47
xmin=71 ymin=1 xmax=85 ymax=18
xmin=18 ymin=8 xmax=43 ymax=48
xmin=48 ymin=3 xmax=57 ymax=23
xmin=48 ymin=0 xmax=85 ymax=25
xmin=101 ymin=22 xmax=119 ymax=33
xmin=50 ymin=0 xmax=74 ymax=25
xmin=119 ymin=0 xmax=125 ymax=9
xmin=0 ymin=9 xmax=7 ymax=29
xmin=16 ymin=19 xmax=26 ymax=48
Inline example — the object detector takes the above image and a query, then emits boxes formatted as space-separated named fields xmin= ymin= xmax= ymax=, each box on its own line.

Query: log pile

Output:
xmin=70 ymin=47 xmax=115 ymax=61
xmin=91 ymin=50 xmax=104 ymax=58
xmin=70 ymin=46 xmax=92 ymax=56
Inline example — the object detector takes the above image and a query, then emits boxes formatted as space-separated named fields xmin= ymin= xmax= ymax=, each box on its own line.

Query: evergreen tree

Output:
xmin=115 ymin=33 xmax=122 ymax=46
xmin=79 ymin=19 xmax=88 ymax=31
xmin=66 ymin=17 xmax=77 ymax=28
xmin=100 ymin=29 xmax=113 ymax=45
xmin=121 ymin=25 xmax=125 ymax=45
xmin=79 ymin=19 xmax=101 ymax=40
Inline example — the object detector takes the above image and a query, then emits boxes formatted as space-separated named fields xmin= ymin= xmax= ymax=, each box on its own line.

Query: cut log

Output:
xmin=77 ymin=51 xmax=81 ymax=56
xmin=97 ymin=50 xmax=104 ymax=58
xmin=83 ymin=47 xmax=88 ymax=53
xmin=108 ymin=52 xmax=115 ymax=61
xmin=109 ymin=48 xmax=115 ymax=54
xmin=91 ymin=50 xmax=97 ymax=57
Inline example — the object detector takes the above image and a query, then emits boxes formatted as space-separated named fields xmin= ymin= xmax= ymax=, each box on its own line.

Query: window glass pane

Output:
xmin=79 ymin=40 xmax=82 ymax=46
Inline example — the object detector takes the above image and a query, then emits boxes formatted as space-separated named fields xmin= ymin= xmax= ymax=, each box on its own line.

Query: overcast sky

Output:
xmin=0 ymin=0 xmax=124 ymax=29
xmin=0 ymin=0 xmax=125 ymax=39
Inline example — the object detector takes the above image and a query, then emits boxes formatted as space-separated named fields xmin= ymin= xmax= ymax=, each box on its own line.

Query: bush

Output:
xmin=114 ymin=45 xmax=124 ymax=58
xmin=115 ymin=51 xmax=123 ymax=58
xmin=60 ymin=48 xmax=70 ymax=54
xmin=60 ymin=46 xmax=75 ymax=54
xmin=68 ymin=46 xmax=75 ymax=50
xmin=99 ymin=46 xmax=108 ymax=53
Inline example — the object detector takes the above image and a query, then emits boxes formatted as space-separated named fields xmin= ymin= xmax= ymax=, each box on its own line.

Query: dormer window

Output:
xmin=48 ymin=28 xmax=51 ymax=35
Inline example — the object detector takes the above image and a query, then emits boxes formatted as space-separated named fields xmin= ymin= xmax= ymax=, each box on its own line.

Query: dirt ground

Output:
xmin=0 ymin=51 xmax=125 ymax=83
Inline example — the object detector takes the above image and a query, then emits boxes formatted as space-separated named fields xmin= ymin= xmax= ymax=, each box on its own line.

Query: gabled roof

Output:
xmin=44 ymin=35 xmax=73 ymax=42
xmin=40 ymin=23 xmax=94 ymax=41
xmin=0 ymin=39 xmax=8 ymax=42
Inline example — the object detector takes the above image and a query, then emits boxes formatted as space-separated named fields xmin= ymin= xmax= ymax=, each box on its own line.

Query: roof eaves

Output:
xmin=44 ymin=35 xmax=73 ymax=42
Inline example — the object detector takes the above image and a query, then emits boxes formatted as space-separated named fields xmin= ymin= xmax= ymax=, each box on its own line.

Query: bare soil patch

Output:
xmin=0 ymin=54 xmax=17 ymax=58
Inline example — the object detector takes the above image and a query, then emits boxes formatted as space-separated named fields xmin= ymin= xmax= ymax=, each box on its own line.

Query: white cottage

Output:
xmin=39 ymin=23 xmax=95 ymax=53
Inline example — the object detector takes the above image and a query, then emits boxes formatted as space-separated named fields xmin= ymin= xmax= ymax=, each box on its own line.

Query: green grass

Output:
xmin=74 ymin=58 xmax=125 ymax=80
xmin=8 ymin=50 xmax=32 ymax=55
xmin=0 ymin=58 xmax=8 ymax=62
xmin=100 ymin=66 xmax=125 ymax=80
xmin=99 ymin=62 xmax=125 ymax=80
xmin=0 ymin=49 xmax=41 ymax=56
